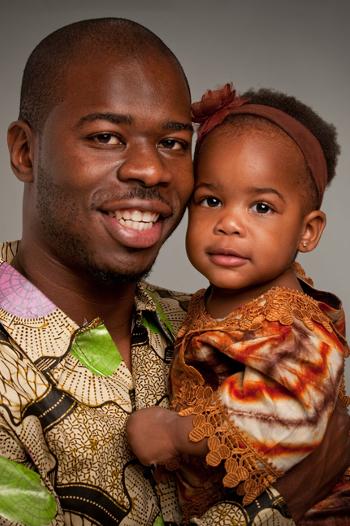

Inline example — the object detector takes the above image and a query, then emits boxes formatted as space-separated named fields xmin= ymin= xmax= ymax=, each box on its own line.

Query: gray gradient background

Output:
xmin=0 ymin=0 xmax=349 ymax=384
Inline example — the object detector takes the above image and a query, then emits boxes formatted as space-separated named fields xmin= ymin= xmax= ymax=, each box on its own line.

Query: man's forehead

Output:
xmin=62 ymin=51 xmax=189 ymax=99
xmin=52 ymin=54 xmax=191 ymax=122
xmin=42 ymin=66 xmax=192 ymax=134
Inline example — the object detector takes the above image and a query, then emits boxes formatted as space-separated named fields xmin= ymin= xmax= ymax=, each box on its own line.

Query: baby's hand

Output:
xmin=127 ymin=407 xmax=180 ymax=466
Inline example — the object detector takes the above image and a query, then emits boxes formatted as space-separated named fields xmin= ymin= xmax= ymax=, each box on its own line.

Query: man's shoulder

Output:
xmin=140 ymin=282 xmax=193 ymax=338
xmin=144 ymin=282 xmax=192 ymax=305
xmin=0 ymin=323 xmax=10 ymax=343
xmin=0 ymin=325 xmax=51 ymax=423
xmin=0 ymin=240 xmax=20 ymax=263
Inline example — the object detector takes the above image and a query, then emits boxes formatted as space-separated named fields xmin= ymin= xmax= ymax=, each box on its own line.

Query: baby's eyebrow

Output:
xmin=249 ymin=187 xmax=286 ymax=203
xmin=194 ymin=182 xmax=220 ymax=191
xmin=194 ymin=183 xmax=286 ymax=203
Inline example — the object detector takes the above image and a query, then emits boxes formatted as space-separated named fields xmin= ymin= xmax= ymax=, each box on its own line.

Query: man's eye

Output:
xmin=91 ymin=133 xmax=123 ymax=145
xmin=252 ymin=202 xmax=273 ymax=214
xmin=158 ymin=138 xmax=188 ymax=150
xmin=200 ymin=196 xmax=222 ymax=208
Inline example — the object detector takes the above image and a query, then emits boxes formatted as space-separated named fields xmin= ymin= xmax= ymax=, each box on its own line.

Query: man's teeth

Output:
xmin=108 ymin=210 xmax=159 ymax=231
xmin=119 ymin=219 xmax=153 ymax=231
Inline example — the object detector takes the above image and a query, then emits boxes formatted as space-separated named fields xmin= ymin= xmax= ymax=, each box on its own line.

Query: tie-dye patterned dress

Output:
xmin=170 ymin=276 xmax=349 ymax=521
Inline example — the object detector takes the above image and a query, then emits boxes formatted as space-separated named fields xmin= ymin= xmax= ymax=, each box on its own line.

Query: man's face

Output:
xmin=28 ymin=53 xmax=193 ymax=282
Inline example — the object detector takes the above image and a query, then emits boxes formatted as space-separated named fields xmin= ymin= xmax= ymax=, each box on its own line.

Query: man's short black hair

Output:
xmin=19 ymin=17 xmax=190 ymax=131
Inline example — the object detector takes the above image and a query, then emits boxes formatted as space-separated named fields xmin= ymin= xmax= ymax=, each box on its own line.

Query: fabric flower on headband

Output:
xmin=191 ymin=83 xmax=248 ymax=143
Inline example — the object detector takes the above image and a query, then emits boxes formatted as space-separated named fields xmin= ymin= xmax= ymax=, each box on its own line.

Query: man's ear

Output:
xmin=7 ymin=120 xmax=36 ymax=183
xmin=298 ymin=210 xmax=326 ymax=253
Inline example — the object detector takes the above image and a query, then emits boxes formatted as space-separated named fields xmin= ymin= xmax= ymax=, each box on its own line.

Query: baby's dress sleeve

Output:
xmin=170 ymin=287 xmax=345 ymax=507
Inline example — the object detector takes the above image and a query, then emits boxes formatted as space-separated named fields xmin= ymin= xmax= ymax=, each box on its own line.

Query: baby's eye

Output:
xmin=200 ymin=196 xmax=222 ymax=208
xmin=251 ymin=202 xmax=274 ymax=214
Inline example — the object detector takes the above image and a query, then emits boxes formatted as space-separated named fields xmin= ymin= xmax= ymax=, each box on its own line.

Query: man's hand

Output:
xmin=275 ymin=401 xmax=350 ymax=522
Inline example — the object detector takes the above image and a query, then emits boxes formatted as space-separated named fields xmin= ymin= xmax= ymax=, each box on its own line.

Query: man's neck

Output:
xmin=12 ymin=243 xmax=137 ymax=369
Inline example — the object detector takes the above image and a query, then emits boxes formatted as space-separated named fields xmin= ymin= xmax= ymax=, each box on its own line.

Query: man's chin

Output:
xmin=86 ymin=263 xmax=152 ymax=286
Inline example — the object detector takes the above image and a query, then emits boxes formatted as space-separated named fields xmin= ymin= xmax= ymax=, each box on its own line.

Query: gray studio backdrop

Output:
xmin=0 ymin=0 xmax=349 ymax=384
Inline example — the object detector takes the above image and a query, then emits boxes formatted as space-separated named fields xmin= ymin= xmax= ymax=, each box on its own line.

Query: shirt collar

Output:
xmin=0 ymin=240 xmax=167 ymax=362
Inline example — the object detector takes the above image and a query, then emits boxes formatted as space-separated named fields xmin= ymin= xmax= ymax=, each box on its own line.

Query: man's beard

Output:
xmin=80 ymin=260 xmax=152 ymax=285
xmin=36 ymin=166 xmax=155 ymax=285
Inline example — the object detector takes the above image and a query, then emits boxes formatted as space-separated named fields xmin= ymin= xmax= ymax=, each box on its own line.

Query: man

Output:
xmin=0 ymin=18 xmax=349 ymax=526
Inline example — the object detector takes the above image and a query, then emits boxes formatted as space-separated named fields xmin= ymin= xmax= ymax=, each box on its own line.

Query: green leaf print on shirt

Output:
xmin=153 ymin=515 xmax=165 ymax=526
xmin=71 ymin=322 xmax=122 ymax=376
xmin=141 ymin=311 xmax=161 ymax=334
xmin=148 ymin=291 xmax=174 ymax=341
xmin=0 ymin=456 xmax=57 ymax=526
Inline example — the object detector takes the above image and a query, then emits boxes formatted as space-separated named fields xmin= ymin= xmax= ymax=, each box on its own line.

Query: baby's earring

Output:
xmin=301 ymin=240 xmax=308 ymax=249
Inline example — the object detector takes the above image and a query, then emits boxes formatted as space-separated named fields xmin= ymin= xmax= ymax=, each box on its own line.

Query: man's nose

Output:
xmin=213 ymin=210 xmax=245 ymax=236
xmin=117 ymin=144 xmax=170 ymax=187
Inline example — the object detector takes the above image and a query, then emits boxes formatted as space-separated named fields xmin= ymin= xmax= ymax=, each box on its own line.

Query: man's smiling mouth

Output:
xmin=107 ymin=209 xmax=159 ymax=231
xmin=97 ymin=198 xmax=172 ymax=248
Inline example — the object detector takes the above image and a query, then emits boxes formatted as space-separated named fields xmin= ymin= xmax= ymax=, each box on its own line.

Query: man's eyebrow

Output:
xmin=163 ymin=121 xmax=194 ymax=132
xmin=76 ymin=113 xmax=133 ymax=127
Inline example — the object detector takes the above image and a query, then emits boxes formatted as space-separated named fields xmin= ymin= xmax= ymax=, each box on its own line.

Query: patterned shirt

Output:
xmin=0 ymin=241 xmax=294 ymax=526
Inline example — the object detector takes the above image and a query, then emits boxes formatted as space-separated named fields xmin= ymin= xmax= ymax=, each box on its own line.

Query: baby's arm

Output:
xmin=126 ymin=406 xmax=207 ymax=467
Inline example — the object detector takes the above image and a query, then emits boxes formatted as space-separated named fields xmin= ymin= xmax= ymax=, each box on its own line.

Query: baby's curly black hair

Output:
xmin=195 ymin=88 xmax=340 ymax=210
xmin=240 ymin=88 xmax=339 ymax=187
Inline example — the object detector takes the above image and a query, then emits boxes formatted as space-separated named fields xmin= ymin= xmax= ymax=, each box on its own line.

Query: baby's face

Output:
xmin=186 ymin=123 xmax=321 ymax=295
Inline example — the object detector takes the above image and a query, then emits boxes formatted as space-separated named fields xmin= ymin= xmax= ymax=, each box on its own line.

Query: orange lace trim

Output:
xmin=178 ymin=286 xmax=334 ymax=339
xmin=338 ymin=331 xmax=350 ymax=407
xmin=338 ymin=375 xmax=350 ymax=407
xmin=173 ymin=284 xmax=349 ymax=506
xmin=173 ymin=380 xmax=282 ymax=505
xmin=292 ymin=261 xmax=314 ymax=286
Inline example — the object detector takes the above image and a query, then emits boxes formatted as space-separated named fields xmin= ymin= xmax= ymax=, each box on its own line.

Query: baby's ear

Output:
xmin=298 ymin=210 xmax=326 ymax=252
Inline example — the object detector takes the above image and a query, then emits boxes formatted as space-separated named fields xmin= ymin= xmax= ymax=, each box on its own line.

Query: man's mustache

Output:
xmin=91 ymin=185 xmax=171 ymax=208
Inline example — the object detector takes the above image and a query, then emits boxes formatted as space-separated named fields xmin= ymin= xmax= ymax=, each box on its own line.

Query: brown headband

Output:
xmin=192 ymin=85 xmax=328 ymax=203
